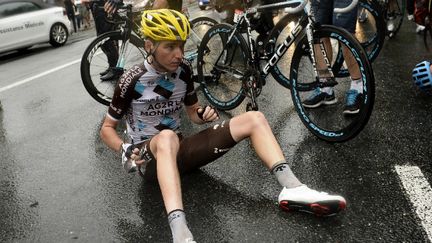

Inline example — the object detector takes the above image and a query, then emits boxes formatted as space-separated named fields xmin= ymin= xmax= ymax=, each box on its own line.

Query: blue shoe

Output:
xmin=302 ymin=88 xmax=337 ymax=108
xmin=343 ymin=89 xmax=362 ymax=115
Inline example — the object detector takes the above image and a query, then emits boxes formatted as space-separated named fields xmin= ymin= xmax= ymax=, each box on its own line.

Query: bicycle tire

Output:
xmin=267 ymin=13 xmax=303 ymax=89
xmin=290 ymin=25 xmax=375 ymax=142
xmin=356 ymin=0 xmax=386 ymax=63
xmin=80 ymin=31 xmax=146 ymax=106
xmin=184 ymin=16 xmax=218 ymax=63
xmin=328 ymin=0 xmax=386 ymax=78
xmin=196 ymin=23 xmax=251 ymax=110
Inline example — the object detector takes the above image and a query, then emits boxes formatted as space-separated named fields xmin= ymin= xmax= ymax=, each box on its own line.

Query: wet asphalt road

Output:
xmin=1 ymin=3 xmax=432 ymax=243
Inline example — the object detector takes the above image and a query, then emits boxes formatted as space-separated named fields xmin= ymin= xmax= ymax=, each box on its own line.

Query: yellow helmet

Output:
xmin=141 ymin=9 xmax=191 ymax=41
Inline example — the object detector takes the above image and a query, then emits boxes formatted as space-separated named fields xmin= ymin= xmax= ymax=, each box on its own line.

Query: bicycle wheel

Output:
xmin=383 ymin=0 xmax=405 ymax=38
xmin=334 ymin=0 xmax=386 ymax=77
xmin=290 ymin=25 xmax=375 ymax=142
xmin=356 ymin=0 xmax=386 ymax=63
xmin=80 ymin=31 xmax=146 ymax=106
xmin=268 ymin=13 xmax=304 ymax=89
xmin=184 ymin=16 xmax=218 ymax=64
xmin=196 ymin=23 xmax=251 ymax=110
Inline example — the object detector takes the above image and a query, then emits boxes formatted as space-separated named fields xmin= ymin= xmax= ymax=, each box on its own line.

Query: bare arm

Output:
xmin=100 ymin=116 xmax=123 ymax=153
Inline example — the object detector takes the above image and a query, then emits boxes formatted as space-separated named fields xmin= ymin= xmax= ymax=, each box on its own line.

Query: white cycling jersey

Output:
xmin=107 ymin=60 xmax=198 ymax=144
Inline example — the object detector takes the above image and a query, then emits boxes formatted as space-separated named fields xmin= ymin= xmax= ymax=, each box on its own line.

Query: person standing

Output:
xmin=64 ymin=0 xmax=77 ymax=33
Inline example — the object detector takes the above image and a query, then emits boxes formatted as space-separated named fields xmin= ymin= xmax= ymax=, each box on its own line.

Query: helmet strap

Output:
xmin=147 ymin=42 xmax=171 ymax=73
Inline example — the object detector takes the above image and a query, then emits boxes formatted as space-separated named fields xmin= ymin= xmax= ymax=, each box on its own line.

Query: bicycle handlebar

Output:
xmin=251 ymin=0 xmax=357 ymax=15
xmin=283 ymin=0 xmax=307 ymax=14
xmin=334 ymin=0 xmax=358 ymax=13
xmin=249 ymin=0 xmax=305 ymax=14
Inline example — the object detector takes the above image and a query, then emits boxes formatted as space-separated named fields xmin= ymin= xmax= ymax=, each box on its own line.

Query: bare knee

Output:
xmin=244 ymin=111 xmax=269 ymax=129
xmin=153 ymin=130 xmax=180 ymax=155
xmin=230 ymin=111 xmax=270 ymax=141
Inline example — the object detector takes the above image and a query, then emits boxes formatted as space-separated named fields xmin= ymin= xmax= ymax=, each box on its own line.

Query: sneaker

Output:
xmin=387 ymin=21 xmax=395 ymax=32
xmin=99 ymin=67 xmax=110 ymax=76
xmin=416 ymin=24 xmax=426 ymax=34
xmin=358 ymin=8 xmax=368 ymax=23
xmin=343 ymin=89 xmax=362 ymax=115
xmin=100 ymin=67 xmax=124 ymax=81
xmin=278 ymin=185 xmax=346 ymax=217
xmin=407 ymin=14 xmax=414 ymax=21
xmin=302 ymin=88 xmax=337 ymax=108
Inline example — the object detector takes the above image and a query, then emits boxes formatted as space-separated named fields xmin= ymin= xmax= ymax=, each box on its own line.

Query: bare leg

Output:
xmin=314 ymin=38 xmax=360 ymax=80
xmin=229 ymin=111 xmax=285 ymax=169
xmin=150 ymin=130 xmax=183 ymax=213
xmin=150 ymin=130 xmax=193 ymax=242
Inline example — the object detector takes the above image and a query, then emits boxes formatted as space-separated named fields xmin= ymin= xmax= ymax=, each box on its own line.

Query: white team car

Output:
xmin=0 ymin=0 xmax=71 ymax=53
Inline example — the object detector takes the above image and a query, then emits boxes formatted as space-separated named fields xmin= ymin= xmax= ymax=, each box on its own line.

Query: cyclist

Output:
xmin=303 ymin=0 xmax=364 ymax=115
xmin=100 ymin=9 xmax=347 ymax=243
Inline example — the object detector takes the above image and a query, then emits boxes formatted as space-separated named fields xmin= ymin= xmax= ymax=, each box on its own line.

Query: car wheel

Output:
xmin=199 ymin=5 xmax=206 ymax=10
xmin=49 ymin=23 xmax=68 ymax=47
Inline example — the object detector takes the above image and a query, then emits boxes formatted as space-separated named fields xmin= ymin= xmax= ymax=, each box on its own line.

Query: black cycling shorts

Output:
xmin=138 ymin=119 xmax=237 ymax=181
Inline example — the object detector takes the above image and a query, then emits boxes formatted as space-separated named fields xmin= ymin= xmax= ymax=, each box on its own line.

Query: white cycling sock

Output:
xmin=350 ymin=78 xmax=363 ymax=93
xmin=320 ymin=78 xmax=333 ymax=94
xmin=168 ymin=209 xmax=194 ymax=243
xmin=271 ymin=160 xmax=302 ymax=189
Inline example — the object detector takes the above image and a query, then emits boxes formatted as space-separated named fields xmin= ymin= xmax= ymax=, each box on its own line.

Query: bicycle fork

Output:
xmin=305 ymin=23 xmax=338 ymax=90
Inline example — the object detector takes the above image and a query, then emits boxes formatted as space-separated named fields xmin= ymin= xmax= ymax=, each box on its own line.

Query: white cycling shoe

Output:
xmin=278 ymin=185 xmax=346 ymax=217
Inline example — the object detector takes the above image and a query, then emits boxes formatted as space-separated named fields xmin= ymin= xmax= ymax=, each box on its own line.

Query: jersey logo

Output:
xmin=214 ymin=147 xmax=231 ymax=154
xmin=213 ymin=120 xmax=226 ymax=130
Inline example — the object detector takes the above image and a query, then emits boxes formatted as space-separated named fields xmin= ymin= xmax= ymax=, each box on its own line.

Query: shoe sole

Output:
xmin=303 ymin=98 xmax=338 ymax=108
xmin=279 ymin=200 xmax=346 ymax=217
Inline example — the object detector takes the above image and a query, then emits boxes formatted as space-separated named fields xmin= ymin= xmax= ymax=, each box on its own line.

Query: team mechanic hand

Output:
xmin=196 ymin=105 xmax=219 ymax=122
xmin=104 ymin=0 xmax=123 ymax=14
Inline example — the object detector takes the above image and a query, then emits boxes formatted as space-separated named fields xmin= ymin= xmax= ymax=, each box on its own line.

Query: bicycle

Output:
xmin=196 ymin=0 xmax=375 ymax=142
xmin=80 ymin=3 xmax=217 ymax=106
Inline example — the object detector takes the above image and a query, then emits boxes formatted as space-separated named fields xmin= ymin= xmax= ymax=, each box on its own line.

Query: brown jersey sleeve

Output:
xmin=108 ymin=64 xmax=146 ymax=120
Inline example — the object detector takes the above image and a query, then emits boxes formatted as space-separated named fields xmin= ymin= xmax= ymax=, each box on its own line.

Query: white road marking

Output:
xmin=395 ymin=165 xmax=432 ymax=241
xmin=0 ymin=58 xmax=81 ymax=94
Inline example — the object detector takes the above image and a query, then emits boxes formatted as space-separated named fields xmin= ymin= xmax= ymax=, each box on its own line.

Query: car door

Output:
xmin=0 ymin=1 xmax=47 ymax=53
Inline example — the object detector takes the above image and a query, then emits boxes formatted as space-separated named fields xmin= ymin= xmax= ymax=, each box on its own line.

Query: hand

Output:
xmin=196 ymin=105 xmax=219 ymax=122
xmin=104 ymin=0 xmax=122 ymax=14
